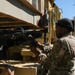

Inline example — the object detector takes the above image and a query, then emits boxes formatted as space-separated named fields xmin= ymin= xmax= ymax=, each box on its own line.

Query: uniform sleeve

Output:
xmin=44 ymin=39 xmax=67 ymax=70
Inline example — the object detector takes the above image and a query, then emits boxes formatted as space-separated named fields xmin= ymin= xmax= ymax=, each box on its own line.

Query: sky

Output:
xmin=54 ymin=0 xmax=75 ymax=19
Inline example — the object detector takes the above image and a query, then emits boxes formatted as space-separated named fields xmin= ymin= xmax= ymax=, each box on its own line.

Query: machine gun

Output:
xmin=0 ymin=27 xmax=44 ymax=59
xmin=0 ymin=27 xmax=44 ymax=46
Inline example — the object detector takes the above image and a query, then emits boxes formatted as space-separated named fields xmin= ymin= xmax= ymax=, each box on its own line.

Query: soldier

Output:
xmin=30 ymin=18 xmax=75 ymax=75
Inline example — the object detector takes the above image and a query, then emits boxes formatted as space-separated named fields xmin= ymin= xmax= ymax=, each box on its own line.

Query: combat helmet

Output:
xmin=56 ymin=18 xmax=74 ymax=31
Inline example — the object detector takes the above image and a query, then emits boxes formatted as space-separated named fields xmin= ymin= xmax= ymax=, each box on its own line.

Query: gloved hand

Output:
xmin=39 ymin=53 xmax=47 ymax=63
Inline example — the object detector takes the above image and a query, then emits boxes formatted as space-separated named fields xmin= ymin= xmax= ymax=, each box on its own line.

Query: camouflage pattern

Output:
xmin=44 ymin=32 xmax=75 ymax=75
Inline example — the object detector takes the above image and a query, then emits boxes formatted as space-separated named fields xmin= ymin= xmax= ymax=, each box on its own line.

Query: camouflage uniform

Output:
xmin=44 ymin=32 xmax=75 ymax=75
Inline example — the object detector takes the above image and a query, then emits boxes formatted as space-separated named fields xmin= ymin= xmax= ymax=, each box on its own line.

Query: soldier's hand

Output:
xmin=39 ymin=53 xmax=47 ymax=63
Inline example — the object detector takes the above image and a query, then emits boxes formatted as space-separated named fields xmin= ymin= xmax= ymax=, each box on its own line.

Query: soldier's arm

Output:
xmin=44 ymin=40 xmax=67 ymax=70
